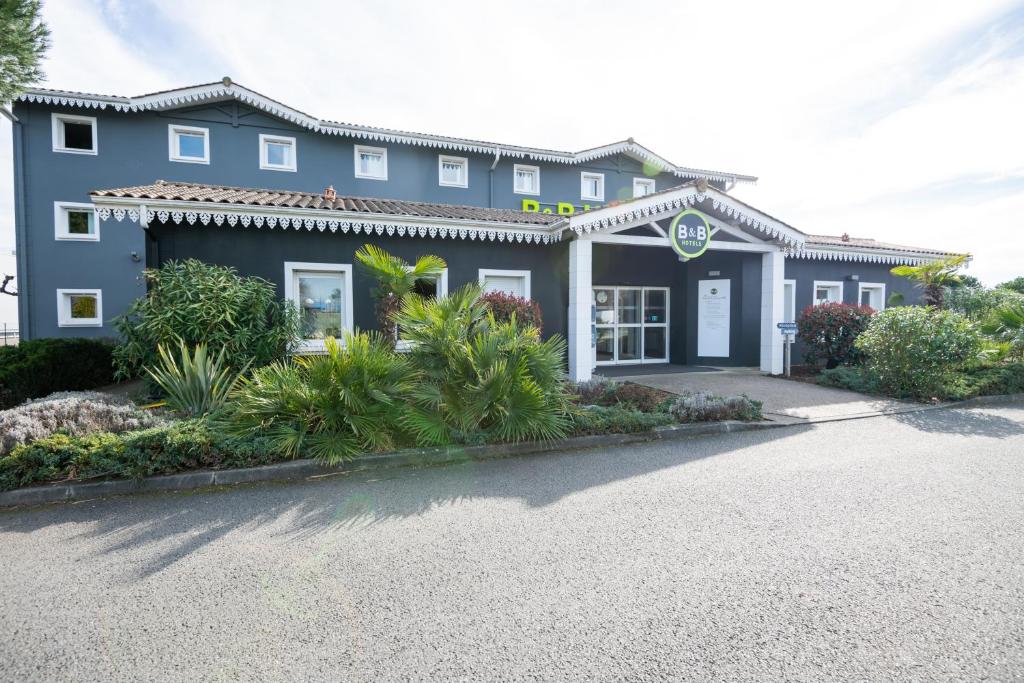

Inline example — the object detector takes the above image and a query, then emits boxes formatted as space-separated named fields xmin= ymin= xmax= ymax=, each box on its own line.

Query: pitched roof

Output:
xmin=19 ymin=79 xmax=755 ymax=184
xmin=805 ymin=234 xmax=966 ymax=258
xmin=91 ymin=181 xmax=561 ymax=226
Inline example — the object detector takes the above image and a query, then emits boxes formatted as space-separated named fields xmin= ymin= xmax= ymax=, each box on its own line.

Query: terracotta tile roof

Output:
xmin=805 ymin=234 xmax=965 ymax=257
xmin=91 ymin=181 xmax=562 ymax=226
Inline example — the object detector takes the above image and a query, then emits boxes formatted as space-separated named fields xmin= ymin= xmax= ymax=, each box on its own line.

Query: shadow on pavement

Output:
xmin=0 ymin=422 xmax=816 ymax=580
xmin=892 ymin=404 xmax=1024 ymax=438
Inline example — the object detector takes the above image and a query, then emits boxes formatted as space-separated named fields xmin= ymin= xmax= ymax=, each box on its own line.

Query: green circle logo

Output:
xmin=669 ymin=209 xmax=712 ymax=259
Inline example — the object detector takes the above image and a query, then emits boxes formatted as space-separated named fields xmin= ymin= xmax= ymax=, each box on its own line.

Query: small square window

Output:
xmin=354 ymin=145 xmax=387 ymax=180
xmin=57 ymin=289 xmax=102 ymax=327
xmin=479 ymin=269 xmax=531 ymax=299
xmin=54 ymin=202 xmax=99 ymax=241
xmin=438 ymin=155 xmax=468 ymax=188
xmin=814 ymin=281 xmax=844 ymax=305
xmin=168 ymin=125 xmax=210 ymax=164
xmin=581 ymin=172 xmax=604 ymax=201
xmin=260 ymin=134 xmax=296 ymax=171
xmin=514 ymin=164 xmax=540 ymax=195
xmin=633 ymin=178 xmax=656 ymax=198
xmin=858 ymin=283 xmax=886 ymax=310
xmin=51 ymin=114 xmax=97 ymax=154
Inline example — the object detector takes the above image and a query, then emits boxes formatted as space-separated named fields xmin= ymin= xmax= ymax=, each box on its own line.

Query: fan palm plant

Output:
xmin=981 ymin=302 xmax=1024 ymax=360
xmin=354 ymin=244 xmax=446 ymax=344
xmin=394 ymin=283 xmax=571 ymax=445
xmin=890 ymin=254 xmax=970 ymax=308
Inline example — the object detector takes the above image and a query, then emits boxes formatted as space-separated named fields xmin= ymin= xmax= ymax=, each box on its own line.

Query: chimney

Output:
xmin=841 ymin=232 xmax=850 ymax=242
xmin=323 ymin=185 xmax=337 ymax=202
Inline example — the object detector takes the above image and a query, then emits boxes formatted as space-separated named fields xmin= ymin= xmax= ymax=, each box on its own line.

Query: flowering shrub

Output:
xmin=855 ymin=306 xmax=982 ymax=399
xmin=669 ymin=391 xmax=763 ymax=422
xmin=0 ymin=391 xmax=163 ymax=456
xmin=797 ymin=303 xmax=875 ymax=369
xmin=479 ymin=291 xmax=543 ymax=333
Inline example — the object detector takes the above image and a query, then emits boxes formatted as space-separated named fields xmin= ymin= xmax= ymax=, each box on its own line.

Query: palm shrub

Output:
xmin=855 ymin=306 xmax=982 ymax=399
xmin=890 ymin=254 xmax=970 ymax=309
xmin=355 ymin=244 xmax=446 ymax=344
xmin=218 ymin=332 xmax=415 ymax=464
xmin=981 ymin=302 xmax=1024 ymax=360
xmin=395 ymin=284 xmax=571 ymax=444
xmin=796 ymin=303 xmax=874 ymax=369
xmin=113 ymin=259 xmax=299 ymax=380
xmin=145 ymin=342 xmax=247 ymax=416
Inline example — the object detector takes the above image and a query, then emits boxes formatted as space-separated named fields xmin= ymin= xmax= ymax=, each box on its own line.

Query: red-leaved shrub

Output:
xmin=797 ymin=302 xmax=874 ymax=369
xmin=479 ymin=291 xmax=543 ymax=333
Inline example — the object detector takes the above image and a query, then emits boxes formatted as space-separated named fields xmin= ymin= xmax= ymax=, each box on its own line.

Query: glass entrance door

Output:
xmin=594 ymin=286 xmax=670 ymax=365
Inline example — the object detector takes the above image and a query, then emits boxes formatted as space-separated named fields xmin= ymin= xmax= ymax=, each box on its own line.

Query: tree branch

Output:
xmin=0 ymin=274 xmax=17 ymax=296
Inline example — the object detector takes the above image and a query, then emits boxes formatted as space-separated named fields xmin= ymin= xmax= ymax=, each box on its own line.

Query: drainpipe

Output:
xmin=5 ymin=105 xmax=30 ymax=339
xmin=488 ymin=147 xmax=502 ymax=208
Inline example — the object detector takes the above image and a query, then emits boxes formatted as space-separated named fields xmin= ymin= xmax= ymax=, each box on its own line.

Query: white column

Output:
xmin=567 ymin=238 xmax=593 ymax=382
xmin=760 ymin=249 xmax=785 ymax=374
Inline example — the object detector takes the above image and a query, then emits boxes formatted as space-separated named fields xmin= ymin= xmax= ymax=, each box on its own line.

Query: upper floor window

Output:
xmin=581 ymin=172 xmax=605 ymax=201
xmin=260 ymin=134 xmax=296 ymax=172
xmin=633 ymin=178 xmax=656 ymax=198
xmin=438 ymin=155 xmax=468 ymax=188
xmin=514 ymin=164 xmax=540 ymax=195
xmin=354 ymin=145 xmax=387 ymax=180
xmin=54 ymin=202 xmax=98 ymax=241
xmin=168 ymin=124 xmax=210 ymax=164
xmin=51 ymin=113 xmax=97 ymax=155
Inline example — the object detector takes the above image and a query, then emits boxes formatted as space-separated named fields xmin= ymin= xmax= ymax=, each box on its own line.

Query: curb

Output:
xmin=2 ymin=394 xmax=1020 ymax=509
xmin=0 ymin=419 xmax=786 ymax=509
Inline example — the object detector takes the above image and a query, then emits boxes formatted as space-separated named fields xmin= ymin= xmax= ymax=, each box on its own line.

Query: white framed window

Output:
xmin=580 ymin=172 xmax=605 ymax=201
xmin=259 ymin=134 xmax=296 ymax=172
xmin=51 ymin=113 xmax=97 ymax=155
xmin=813 ymin=280 xmax=844 ymax=305
xmin=858 ymin=282 xmax=886 ymax=310
xmin=479 ymin=269 xmax=531 ymax=299
xmin=438 ymin=155 xmax=468 ymax=188
xmin=633 ymin=178 xmax=656 ymax=198
xmin=56 ymin=289 xmax=102 ymax=327
xmin=284 ymin=262 xmax=354 ymax=353
xmin=354 ymin=145 xmax=388 ymax=180
xmin=53 ymin=202 xmax=99 ymax=241
xmin=168 ymin=124 xmax=210 ymax=164
xmin=783 ymin=279 xmax=796 ymax=323
xmin=513 ymin=164 xmax=540 ymax=195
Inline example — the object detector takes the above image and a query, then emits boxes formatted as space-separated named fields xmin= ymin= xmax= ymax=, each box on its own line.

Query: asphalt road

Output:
xmin=2 ymin=404 xmax=1024 ymax=681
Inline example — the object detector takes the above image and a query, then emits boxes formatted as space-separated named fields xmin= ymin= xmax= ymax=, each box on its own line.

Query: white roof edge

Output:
xmin=790 ymin=243 xmax=965 ymax=265
xmin=19 ymin=82 xmax=756 ymax=183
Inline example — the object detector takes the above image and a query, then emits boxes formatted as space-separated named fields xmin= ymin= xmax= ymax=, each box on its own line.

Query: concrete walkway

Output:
xmin=614 ymin=367 xmax=915 ymax=423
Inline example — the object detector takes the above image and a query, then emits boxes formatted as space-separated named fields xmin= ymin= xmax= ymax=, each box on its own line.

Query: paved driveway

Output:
xmin=2 ymin=404 xmax=1023 ymax=681
xmin=615 ymin=367 xmax=912 ymax=421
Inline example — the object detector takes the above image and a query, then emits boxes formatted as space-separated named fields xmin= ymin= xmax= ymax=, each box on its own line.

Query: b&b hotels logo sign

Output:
xmin=669 ymin=209 xmax=712 ymax=259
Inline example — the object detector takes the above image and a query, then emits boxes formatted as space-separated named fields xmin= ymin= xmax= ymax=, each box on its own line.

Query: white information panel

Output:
xmin=697 ymin=279 xmax=730 ymax=358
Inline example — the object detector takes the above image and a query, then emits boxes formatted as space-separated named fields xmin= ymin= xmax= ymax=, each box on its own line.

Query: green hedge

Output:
xmin=0 ymin=338 xmax=115 ymax=409
xmin=0 ymin=418 xmax=283 ymax=491
xmin=817 ymin=361 xmax=1024 ymax=401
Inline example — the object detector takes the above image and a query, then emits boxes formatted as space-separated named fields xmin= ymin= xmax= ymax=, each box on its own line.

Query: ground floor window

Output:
xmin=56 ymin=289 xmax=102 ymax=327
xmin=284 ymin=262 xmax=353 ymax=352
xmin=813 ymin=280 xmax=844 ymax=305
xmin=858 ymin=282 xmax=886 ymax=310
xmin=594 ymin=286 xmax=669 ymax=364
xmin=479 ymin=269 xmax=530 ymax=298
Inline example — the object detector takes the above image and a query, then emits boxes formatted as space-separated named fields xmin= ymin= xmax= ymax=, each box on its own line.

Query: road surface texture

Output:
xmin=2 ymin=404 xmax=1023 ymax=681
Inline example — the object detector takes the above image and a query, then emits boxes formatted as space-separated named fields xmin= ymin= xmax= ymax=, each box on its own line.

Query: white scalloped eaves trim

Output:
xmin=568 ymin=190 xmax=806 ymax=247
xmin=785 ymin=248 xmax=949 ymax=265
xmin=94 ymin=204 xmax=561 ymax=245
xmin=19 ymin=85 xmax=754 ymax=183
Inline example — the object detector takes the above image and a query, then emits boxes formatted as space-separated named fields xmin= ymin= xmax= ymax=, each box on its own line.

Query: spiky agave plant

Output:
xmin=395 ymin=283 xmax=571 ymax=445
xmin=354 ymin=244 xmax=446 ymax=345
xmin=145 ymin=341 xmax=247 ymax=416
xmin=219 ymin=332 xmax=416 ymax=464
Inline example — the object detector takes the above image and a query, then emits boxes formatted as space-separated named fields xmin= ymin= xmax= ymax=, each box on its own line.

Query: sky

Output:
xmin=2 ymin=0 xmax=1023 ymax=326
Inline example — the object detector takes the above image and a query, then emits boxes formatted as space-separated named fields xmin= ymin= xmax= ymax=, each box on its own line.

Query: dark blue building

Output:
xmin=10 ymin=78 xmax=961 ymax=380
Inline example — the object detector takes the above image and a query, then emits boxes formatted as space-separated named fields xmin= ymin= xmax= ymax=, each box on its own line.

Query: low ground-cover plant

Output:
xmin=479 ymin=291 xmax=543 ymax=333
xmin=114 ymin=259 xmax=298 ymax=381
xmin=0 ymin=391 xmax=163 ymax=456
xmin=219 ymin=332 xmax=416 ymax=464
xmin=396 ymin=284 xmax=571 ymax=445
xmin=568 ymin=405 xmax=675 ymax=436
xmin=669 ymin=391 xmax=763 ymax=422
xmin=568 ymin=378 xmax=673 ymax=413
xmin=817 ymin=366 xmax=880 ymax=394
xmin=797 ymin=303 xmax=874 ymax=369
xmin=146 ymin=342 xmax=247 ymax=416
xmin=0 ymin=338 xmax=115 ymax=409
xmin=855 ymin=306 xmax=982 ymax=399
xmin=0 ymin=417 xmax=281 ymax=492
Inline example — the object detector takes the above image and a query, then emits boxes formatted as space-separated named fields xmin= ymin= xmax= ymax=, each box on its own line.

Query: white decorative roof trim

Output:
xmin=786 ymin=247 xmax=949 ymax=265
xmin=19 ymin=84 xmax=755 ymax=183
xmin=93 ymin=201 xmax=560 ymax=245
xmin=565 ymin=188 xmax=806 ymax=247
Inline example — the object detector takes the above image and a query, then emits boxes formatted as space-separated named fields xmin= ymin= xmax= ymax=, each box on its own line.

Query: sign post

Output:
xmin=777 ymin=322 xmax=798 ymax=377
